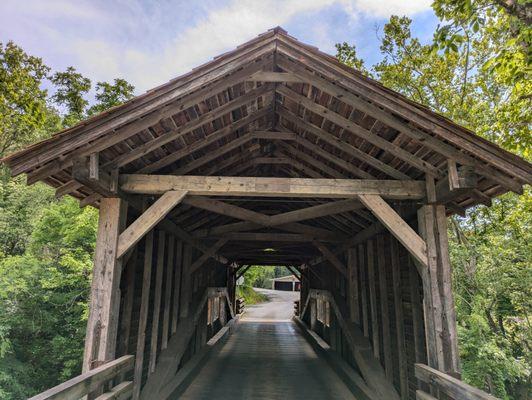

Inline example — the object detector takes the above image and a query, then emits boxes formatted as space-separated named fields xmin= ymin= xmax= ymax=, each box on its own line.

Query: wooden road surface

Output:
xmin=175 ymin=289 xmax=357 ymax=399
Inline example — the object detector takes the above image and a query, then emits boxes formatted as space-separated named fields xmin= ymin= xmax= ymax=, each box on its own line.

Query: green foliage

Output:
xmin=87 ymin=78 xmax=134 ymax=116
xmin=0 ymin=41 xmax=135 ymax=399
xmin=336 ymin=7 xmax=531 ymax=398
xmin=50 ymin=66 xmax=91 ymax=127
xmin=0 ymin=42 xmax=59 ymax=158
xmin=334 ymin=42 xmax=369 ymax=74
xmin=236 ymin=285 xmax=269 ymax=305
xmin=242 ymin=265 xmax=292 ymax=288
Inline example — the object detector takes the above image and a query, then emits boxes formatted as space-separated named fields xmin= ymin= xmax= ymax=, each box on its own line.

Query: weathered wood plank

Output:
xmin=366 ymin=239 xmax=380 ymax=360
xmin=415 ymin=364 xmax=498 ymax=400
xmin=82 ymin=198 xmax=127 ymax=373
xmin=132 ymin=230 xmax=154 ymax=400
xmin=117 ymin=190 xmax=187 ymax=258
xmin=347 ymin=247 xmax=360 ymax=324
xmin=312 ymin=241 xmax=347 ymax=277
xmin=120 ymin=175 xmax=426 ymax=199
xmin=149 ymin=231 xmax=166 ymax=374
xmin=358 ymin=243 xmax=369 ymax=338
xmin=171 ymin=239 xmax=183 ymax=334
xmin=390 ymin=238 xmax=408 ymax=399
xmin=29 ymin=356 xmax=134 ymax=400
xmin=376 ymin=234 xmax=393 ymax=382
xmin=94 ymin=381 xmax=133 ymax=400
xmin=358 ymin=194 xmax=428 ymax=268
xmin=161 ymin=235 xmax=175 ymax=350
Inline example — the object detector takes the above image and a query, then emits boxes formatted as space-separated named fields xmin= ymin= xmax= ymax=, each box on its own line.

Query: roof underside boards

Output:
xmin=2 ymin=27 xmax=531 ymax=266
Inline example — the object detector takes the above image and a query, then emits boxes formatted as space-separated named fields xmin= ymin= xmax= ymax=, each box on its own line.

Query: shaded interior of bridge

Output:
xmin=175 ymin=289 xmax=357 ymax=400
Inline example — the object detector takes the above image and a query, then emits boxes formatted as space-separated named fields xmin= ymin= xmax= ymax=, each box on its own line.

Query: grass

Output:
xmin=236 ymin=285 xmax=269 ymax=305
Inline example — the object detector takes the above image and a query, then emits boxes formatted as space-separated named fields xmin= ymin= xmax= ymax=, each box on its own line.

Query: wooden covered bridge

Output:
xmin=3 ymin=27 xmax=531 ymax=400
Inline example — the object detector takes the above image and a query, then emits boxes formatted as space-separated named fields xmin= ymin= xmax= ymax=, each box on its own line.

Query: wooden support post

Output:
xmin=418 ymin=205 xmax=460 ymax=376
xmin=171 ymin=240 xmax=183 ymax=334
xmin=161 ymin=235 xmax=175 ymax=350
xmin=390 ymin=238 xmax=408 ymax=399
xmin=366 ymin=239 xmax=380 ymax=360
xmin=82 ymin=197 xmax=128 ymax=373
xmin=347 ymin=247 xmax=360 ymax=324
xmin=132 ymin=230 xmax=154 ymax=400
xmin=149 ymin=231 xmax=165 ymax=374
xmin=377 ymin=235 xmax=393 ymax=382
xmin=118 ymin=247 xmax=137 ymax=359
xmin=179 ymin=244 xmax=193 ymax=318
xmin=358 ymin=243 xmax=369 ymax=338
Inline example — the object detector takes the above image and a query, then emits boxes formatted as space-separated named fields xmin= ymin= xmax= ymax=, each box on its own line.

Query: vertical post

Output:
xmin=149 ymin=231 xmax=165 ymax=374
xmin=171 ymin=239 xmax=183 ymax=334
xmin=418 ymin=204 xmax=460 ymax=375
xmin=132 ymin=229 xmax=154 ymax=400
xmin=161 ymin=235 xmax=175 ymax=350
xmin=180 ymin=244 xmax=193 ymax=318
xmin=367 ymin=239 xmax=380 ymax=360
xmin=347 ymin=247 xmax=360 ymax=324
xmin=390 ymin=238 xmax=408 ymax=399
xmin=82 ymin=197 xmax=127 ymax=373
xmin=377 ymin=234 xmax=392 ymax=382
xmin=358 ymin=243 xmax=369 ymax=338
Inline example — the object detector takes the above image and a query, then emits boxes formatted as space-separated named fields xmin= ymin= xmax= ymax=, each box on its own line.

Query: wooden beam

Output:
xmin=149 ymin=231 xmax=165 ymax=374
xmin=347 ymin=247 xmax=360 ymax=324
xmin=132 ymin=230 xmax=154 ymax=400
xmin=278 ymin=108 xmax=412 ymax=181
xmin=120 ymin=175 xmax=426 ymax=199
xmin=276 ymin=54 xmax=528 ymax=191
xmin=312 ymin=241 xmax=347 ymax=277
xmin=171 ymin=240 xmax=183 ymax=334
xmin=117 ymin=190 xmax=187 ymax=258
xmin=189 ymin=239 xmax=228 ymax=274
xmin=277 ymin=85 xmax=442 ymax=177
xmin=212 ymin=232 xmax=338 ymax=242
xmin=376 ymin=235 xmax=393 ymax=382
xmin=390 ymin=238 xmax=408 ymax=399
xmin=366 ymin=239 xmax=380 ymax=360
xmin=252 ymin=130 xmax=296 ymax=140
xmin=82 ymin=198 xmax=127 ymax=373
xmin=19 ymin=53 xmax=273 ymax=180
xmin=161 ymin=235 xmax=175 ymax=350
xmin=358 ymin=194 xmax=428 ymax=268
xmin=247 ymin=71 xmax=305 ymax=83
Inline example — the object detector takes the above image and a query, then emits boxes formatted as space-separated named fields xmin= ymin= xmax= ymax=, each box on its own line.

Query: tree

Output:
xmin=50 ymin=66 xmax=91 ymax=127
xmin=336 ymin=11 xmax=530 ymax=398
xmin=335 ymin=42 xmax=368 ymax=74
xmin=0 ymin=42 xmax=59 ymax=160
xmin=87 ymin=78 xmax=134 ymax=116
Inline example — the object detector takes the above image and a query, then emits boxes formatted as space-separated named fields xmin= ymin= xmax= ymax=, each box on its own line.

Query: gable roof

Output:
xmin=2 ymin=27 xmax=530 ymax=225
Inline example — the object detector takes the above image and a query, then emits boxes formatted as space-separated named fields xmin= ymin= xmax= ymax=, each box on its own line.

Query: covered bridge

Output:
xmin=3 ymin=27 xmax=531 ymax=400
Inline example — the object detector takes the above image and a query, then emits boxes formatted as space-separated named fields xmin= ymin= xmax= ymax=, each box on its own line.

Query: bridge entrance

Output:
xmin=8 ymin=27 xmax=528 ymax=400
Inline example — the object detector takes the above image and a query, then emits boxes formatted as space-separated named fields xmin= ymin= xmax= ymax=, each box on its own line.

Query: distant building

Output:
xmin=272 ymin=275 xmax=301 ymax=291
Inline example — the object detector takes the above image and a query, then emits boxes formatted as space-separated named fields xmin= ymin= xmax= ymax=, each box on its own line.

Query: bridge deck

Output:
xmin=175 ymin=290 xmax=357 ymax=399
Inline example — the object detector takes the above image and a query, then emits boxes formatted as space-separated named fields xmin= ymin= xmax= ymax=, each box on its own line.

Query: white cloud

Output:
xmin=0 ymin=0 xmax=432 ymax=93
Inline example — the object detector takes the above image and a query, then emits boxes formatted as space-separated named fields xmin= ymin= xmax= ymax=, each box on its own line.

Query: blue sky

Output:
xmin=0 ymin=0 xmax=438 ymax=95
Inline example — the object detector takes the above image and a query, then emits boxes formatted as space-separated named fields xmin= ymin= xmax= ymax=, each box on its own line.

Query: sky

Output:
xmin=0 ymin=0 xmax=438 ymax=95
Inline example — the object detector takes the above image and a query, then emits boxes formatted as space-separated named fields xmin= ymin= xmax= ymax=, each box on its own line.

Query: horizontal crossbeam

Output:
xmin=119 ymin=175 xmax=426 ymax=199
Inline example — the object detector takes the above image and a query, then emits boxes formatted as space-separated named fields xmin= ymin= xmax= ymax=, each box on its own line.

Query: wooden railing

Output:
xmin=300 ymin=289 xmax=400 ymax=400
xmin=415 ymin=364 xmax=499 ymax=400
xmin=29 ymin=355 xmax=134 ymax=400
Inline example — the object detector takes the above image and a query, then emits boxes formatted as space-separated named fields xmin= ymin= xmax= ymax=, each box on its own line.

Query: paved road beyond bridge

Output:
xmin=176 ymin=288 xmax=357 ymax=399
